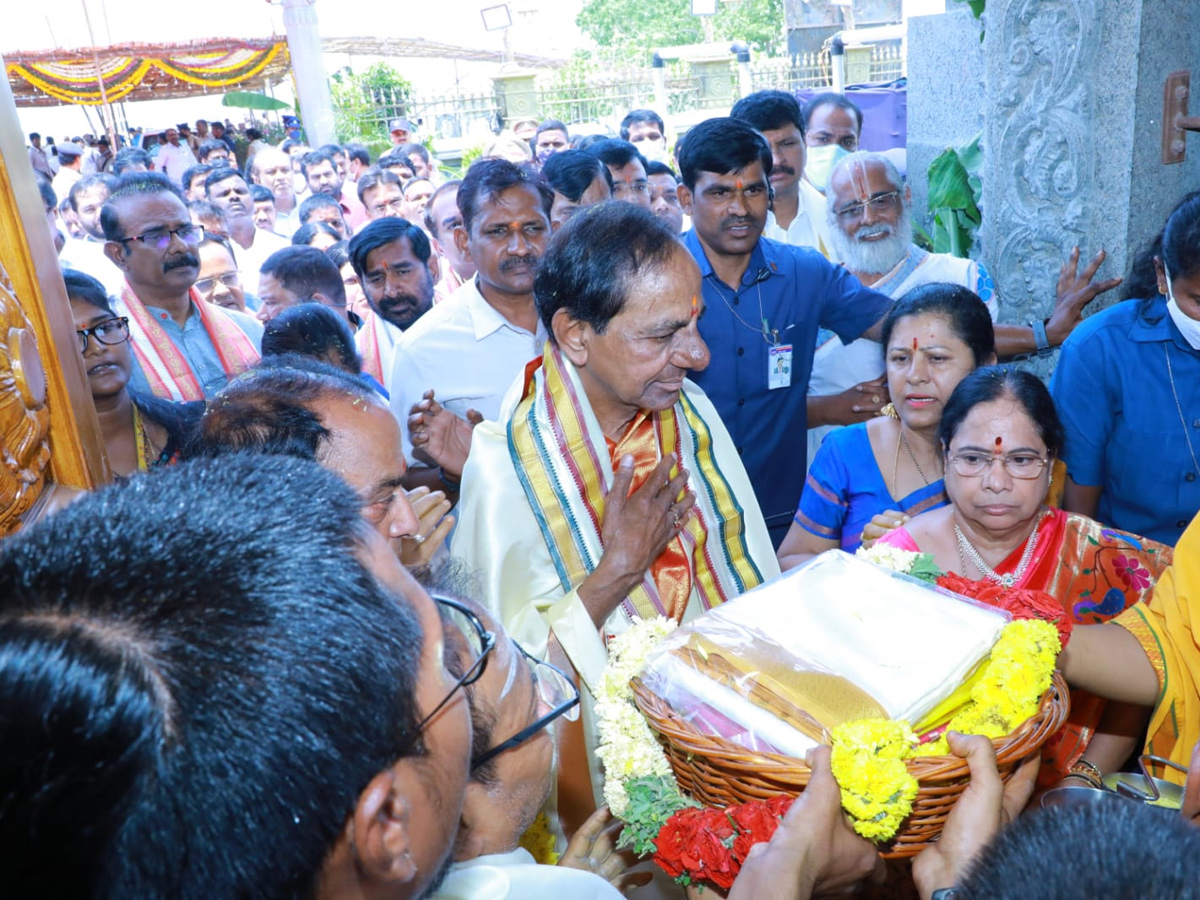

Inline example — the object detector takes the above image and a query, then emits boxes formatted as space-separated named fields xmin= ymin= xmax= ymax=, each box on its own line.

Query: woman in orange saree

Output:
xmin=877 ymin=367 xmax=1172 ymax=784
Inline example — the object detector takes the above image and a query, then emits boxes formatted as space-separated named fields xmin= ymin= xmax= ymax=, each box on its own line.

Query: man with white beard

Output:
xmin=807 ymin=151 xmax=1121 ymax=469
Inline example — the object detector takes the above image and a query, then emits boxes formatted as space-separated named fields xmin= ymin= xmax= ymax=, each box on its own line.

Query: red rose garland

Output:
xmin=936 ymin=572 xmax=1073 ymax=647
xmin=652 ymin=795 xmax=795 ymax=890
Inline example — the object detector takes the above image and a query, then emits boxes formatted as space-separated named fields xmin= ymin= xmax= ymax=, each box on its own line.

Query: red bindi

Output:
xmin=735 ymin=178 xmax=744 ymax=190
xmin=994 ymin=437 xmax=1003 ymax=453
xmin=912 ymin=337 xmax=918 ymax=350
xmin=691 ymin=294 xmax=699 ymax=317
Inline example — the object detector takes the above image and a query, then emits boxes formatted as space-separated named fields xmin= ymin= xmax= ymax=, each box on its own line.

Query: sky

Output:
xmin=7 ymin=0 xmax=586 ymax=136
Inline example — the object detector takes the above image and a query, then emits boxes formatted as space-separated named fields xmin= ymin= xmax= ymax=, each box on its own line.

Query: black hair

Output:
xmin=542 ymin=150 xmax=613 ymax=203
xmin=377 ymin=150 xmax=415 ymax=177
xmin=881 ymin=283 xmax=996 ymax=367
xmin=298 ymin=192 xmax=343 ymax=224
xmin=1159 ymin=190 xmax=1200 ymax=284
xmin=63 ymin=268 xmax=114 ymax=314
xmin=423 ymin=180 xmax=463 ymax=236
xmin=300 ymin=149 xmax=337 ymax=181
xmin=645 ymin=160 xmax=679 ymax=180
xmin=0 ymin=453 xmax=424 ymax=899
xmin=262 ymin=304 xmax=363 ymax=374
xmin=318 ymin=143 xmax=344 ymax=159
xmin=342 ymin=142 xmax=370 ymax=166
xmin=535 ymin=201 xmax=683 ymax=339
xmin=249 ymin=184 xmax=274 ymax=204
xmin=676 ymin=117 xmax=773 ymax=190
xmin=194 ymin=361 xmax=379 ymax=460
xmin=619 ymin=108 xmax=665 ymax=141
xmin=291 ymin=222 xmax=342 ymax=247
xmin=181 ymin=163 xmax=214 ymax=193
xmin=585 ymin=138 xmax=648 ymax=174
xmin=245 ymin=128 xmax=263 ymax=141
xmin=260 ymin=246 xmax=347 ymax=307
xmin=957 ymin=801 xmax=1200 ymax=899
xmin=399 ymin=143 xmax=431 ymax=165
xmin=197 ymin=139 xmax=229 ymax=163
xmin=731 ymin=89 xmax=805 ymax=136
xmin=37 ymin=178 xmax=57 ymax=214
xmin=801 ymin=91 xmax=864 ymax=133
xmin=100 ymin=171 xmax=186 ymax=241
xmin=29 ymin=132 xmax=40 ymax=141
xmin=187 ymin=201 xmax=228 ymax=234
xmin=356 ymin=165 xmax=402 ymax=207
xmin=458 ymin=157 xmax=553 ymax=233
xmin=938 ymin=366 xmax=1064 ymax=457
xmin=348 ymin=217 xmax=432 ymax=280
xmin=68 ymin=173 xmax=118 ymax=213
xmin=112 ymin=148 xmax=152 ymax=174
xmin=202 ymin=167 xmax=247 ymax=200
xmin=326 ymin=240 xmax=350 ymax=270
xmin=535 ymin=119 xmax=569 ymax=139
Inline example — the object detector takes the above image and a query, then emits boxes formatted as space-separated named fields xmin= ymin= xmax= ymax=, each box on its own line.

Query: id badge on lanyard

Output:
xmin=768 ymin=343 xmax=793 ymax=390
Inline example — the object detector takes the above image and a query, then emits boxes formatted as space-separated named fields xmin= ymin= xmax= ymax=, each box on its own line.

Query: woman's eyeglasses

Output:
xmin=946 ymin=451 xmax=1051 ymax=479
xmin=76 ymin=316 xmax=130 ymax=353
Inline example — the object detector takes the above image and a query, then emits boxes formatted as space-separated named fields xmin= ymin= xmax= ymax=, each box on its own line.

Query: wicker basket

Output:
xmin=630 ymin=671 xmax=1071 ymax=858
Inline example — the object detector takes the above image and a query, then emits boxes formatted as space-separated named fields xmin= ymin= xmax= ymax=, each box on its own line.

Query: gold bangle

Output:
xmin=1066 ymin=758 xmax=1104 ymax=790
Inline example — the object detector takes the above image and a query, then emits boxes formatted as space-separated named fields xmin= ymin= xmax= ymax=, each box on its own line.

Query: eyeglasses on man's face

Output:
xmin=76 ymin=316 xmax=130 ymax=353
xmin=402 ymin=595 xmax=496 ymax=752
xmin=471 ymin=642 xmax=580 ymax=771
xmin=195 ymin=271 xmax=242 ymax=295
xmin=117 ymin=223 xmax=204 ymax=251
xmin=834 ymin=190 xmax=902 ymax=222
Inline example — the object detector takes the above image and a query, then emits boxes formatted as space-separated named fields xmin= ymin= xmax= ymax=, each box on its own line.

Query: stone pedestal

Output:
xmin=690 ymin=58 xmax=737 ymax=110
xmin=492 ymin=70 xmax=540 ymax=127
xmin=906 ymin=9 xmax=985 ymax=237
xmin=978 ymin=0 xmax=1200 ymax=374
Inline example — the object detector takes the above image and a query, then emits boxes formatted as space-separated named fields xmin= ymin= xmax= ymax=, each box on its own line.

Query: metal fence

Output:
xmin=352 ymin=44 xmax=904 ymax=141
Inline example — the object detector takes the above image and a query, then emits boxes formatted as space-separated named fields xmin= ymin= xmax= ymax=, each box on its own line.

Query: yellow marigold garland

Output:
xmin=829 ymin=719 xmax=920 ymax=841
xmin=518 ymin=812 xmax=560 ymax=865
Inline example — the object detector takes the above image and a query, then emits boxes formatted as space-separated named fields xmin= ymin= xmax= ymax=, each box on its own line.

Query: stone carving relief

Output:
xmin=988 ymin=0 xmax=1097 ymax=328
xmin=0 ymin=261 xmax=51 ymax=537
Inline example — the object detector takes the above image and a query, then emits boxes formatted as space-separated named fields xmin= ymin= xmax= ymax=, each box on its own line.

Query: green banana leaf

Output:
xmin=928 ymin=134 xmax=983 ymax=258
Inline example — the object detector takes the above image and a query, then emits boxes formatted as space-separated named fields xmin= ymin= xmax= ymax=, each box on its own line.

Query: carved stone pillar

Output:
xmin=980 ymin=0 xmax=1200 ymax=374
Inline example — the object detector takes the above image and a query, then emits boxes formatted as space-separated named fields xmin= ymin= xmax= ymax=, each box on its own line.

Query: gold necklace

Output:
xmin=891 ymin=426 xmax=939 ymax=497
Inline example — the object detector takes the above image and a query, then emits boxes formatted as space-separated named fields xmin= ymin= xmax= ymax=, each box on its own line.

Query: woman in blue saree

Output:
xmin=778 ymin=283 xmax=996 ymax=568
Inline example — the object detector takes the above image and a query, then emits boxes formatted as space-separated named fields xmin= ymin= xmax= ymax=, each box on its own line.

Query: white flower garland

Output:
xmin=595 ymin=616 xmax=679 ymax=816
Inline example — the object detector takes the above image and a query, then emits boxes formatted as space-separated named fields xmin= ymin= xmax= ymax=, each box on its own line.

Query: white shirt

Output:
xmin=52 ymin=166 xmax=81 ymax=201
xmin=233 ymin=227 xmax=290 ymax=295
xmin=389 ymin=278 xmax=545 ymax=464
xmin=763 ymin=179 xmax=838 ymax=260
xmin=431 ymin=849 xmax=621 ymax=900
xmin=156 ymin=141 xmax=198 ymax=185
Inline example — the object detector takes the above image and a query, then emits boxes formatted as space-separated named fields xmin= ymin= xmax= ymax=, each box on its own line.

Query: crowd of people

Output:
xmin=10 ymin=87 xmax=1200 ymax=899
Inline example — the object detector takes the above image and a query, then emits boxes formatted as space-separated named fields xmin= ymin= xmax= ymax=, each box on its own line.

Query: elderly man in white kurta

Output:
xmin=452 ymin=203 xmax=778 ymax=807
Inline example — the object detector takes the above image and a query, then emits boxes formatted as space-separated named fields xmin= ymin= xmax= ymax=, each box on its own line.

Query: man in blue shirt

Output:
xmin=677 ymin=117 xmax=892 ymax=545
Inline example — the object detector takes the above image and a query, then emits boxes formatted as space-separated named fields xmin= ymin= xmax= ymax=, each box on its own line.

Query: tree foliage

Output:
xmin=330 ymin=63 xmax=412 ymax=150
xmin=576 ymin=0 xmax=784 ymax=59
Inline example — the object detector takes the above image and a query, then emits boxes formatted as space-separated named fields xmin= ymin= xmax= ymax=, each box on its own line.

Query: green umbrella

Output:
xmin=221 ymin=91 xmax=291 ymax=111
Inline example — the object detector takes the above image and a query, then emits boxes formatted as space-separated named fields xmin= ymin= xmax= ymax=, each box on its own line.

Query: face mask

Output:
xmin=1164 ymin=262 xmax=1200 ymax=351
xmin=804 ymin=144 xmax=851 ymax=193
xmin=637 ymin=141 xmax=669 ymax=165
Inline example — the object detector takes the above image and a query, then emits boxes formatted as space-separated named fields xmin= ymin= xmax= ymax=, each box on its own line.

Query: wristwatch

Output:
xmin=931 ymin=889 xmax=960 ymax=900
xmin=1031 ymin=318 xmax=1052 ymax=356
